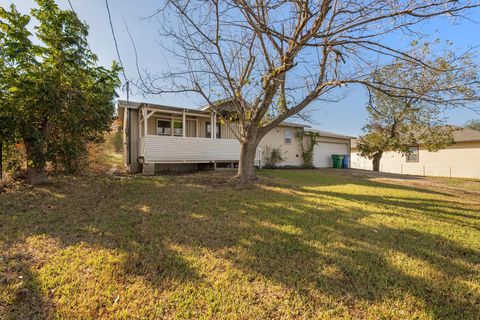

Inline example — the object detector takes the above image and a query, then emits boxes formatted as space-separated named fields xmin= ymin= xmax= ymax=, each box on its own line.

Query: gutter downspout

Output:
xmin=127 ymin=108 xmax=132 ymax=165
xmin=126 ymin=81 xmax=132 ymax=166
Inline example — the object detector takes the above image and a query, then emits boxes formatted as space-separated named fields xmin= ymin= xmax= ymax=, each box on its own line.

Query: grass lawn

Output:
xmin=1 ymin=169 xmax=479 ymax=319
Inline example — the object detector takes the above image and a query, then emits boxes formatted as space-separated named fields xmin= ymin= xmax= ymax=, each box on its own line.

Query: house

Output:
xmin=117 ymin=100 xmax=353 ymax=174
xmin=350 ymin=128 xmax=480 ymax=179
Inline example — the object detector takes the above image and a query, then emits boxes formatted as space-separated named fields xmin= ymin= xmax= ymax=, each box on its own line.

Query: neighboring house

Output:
xmin=350 ymin=128 xmax=480 ymax=179
xmin=118 ymin=100 xmax=353 ymax=174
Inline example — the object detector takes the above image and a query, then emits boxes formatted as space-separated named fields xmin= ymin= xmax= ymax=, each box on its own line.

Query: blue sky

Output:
xmin=6 ymin=0 xmax=480 ymax=136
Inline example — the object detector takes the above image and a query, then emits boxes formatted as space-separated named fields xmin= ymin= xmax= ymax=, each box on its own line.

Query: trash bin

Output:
xmin=342 ymin=155 xmax=350 ymax=169
xmin=331 ymin=154 xmax=344 ymax=168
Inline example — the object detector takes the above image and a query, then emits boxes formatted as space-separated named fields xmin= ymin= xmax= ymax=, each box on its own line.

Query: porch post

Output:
xmin=143 ymin=108 xmax=148 ymax=137
xmin=212 ymin=112 xmax=217 ymax=140
xmin=210 ymin=113 xmax=214 ymax=140
xmin=182 ymin=110 xmax=186 ymax=138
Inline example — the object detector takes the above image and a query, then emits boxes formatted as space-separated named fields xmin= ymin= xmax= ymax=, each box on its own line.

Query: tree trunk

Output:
xmin=234 ymin=133 xmax=260 ymax=185
xmin=372 ymin=152 xmax=383 ymax=172
xmin=0 ymin=141 xmax=3 ymax=181
xmin=25 ymin=140 xmax=47 ymax=185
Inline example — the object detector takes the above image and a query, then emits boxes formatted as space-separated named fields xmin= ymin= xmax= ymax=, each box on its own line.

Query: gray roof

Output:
xmin=118 ymin=99 xmax=354 ymax=138
xmin=351 ymin=127 xmax=480 ymax=148
xmin=118 ymin=100 xmax=142 ymax=110
xmin=452 ymin=128 xmax=480 ymax=142
xmin=306 ymin=128 xmax=355 ymax=140
xmin=118 ymin=100 xmax=208 ymax=115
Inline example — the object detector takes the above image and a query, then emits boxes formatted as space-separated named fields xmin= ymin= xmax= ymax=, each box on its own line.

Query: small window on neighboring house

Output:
xmin=173 ymin=120 xmax=183 ymax=136
xmin=406 ymin=146 xmax=419 ymax=162
xmin=284 ymin=130 xmax=292 ymax=144
xmin=157 ymin=119 xmax=171 ymax=135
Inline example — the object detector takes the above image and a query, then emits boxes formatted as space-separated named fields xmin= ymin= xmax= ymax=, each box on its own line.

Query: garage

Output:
xmin=313 ymin=142 xmax=349 ymax=167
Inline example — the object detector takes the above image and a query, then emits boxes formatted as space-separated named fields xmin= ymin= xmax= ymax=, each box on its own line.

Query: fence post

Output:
xmin=423 ymin=165 xmax=425 ymax=177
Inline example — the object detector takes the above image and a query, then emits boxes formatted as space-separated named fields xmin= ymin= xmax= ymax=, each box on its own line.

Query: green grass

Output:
xmin=1 ymin=169 xmax=479 ymax=319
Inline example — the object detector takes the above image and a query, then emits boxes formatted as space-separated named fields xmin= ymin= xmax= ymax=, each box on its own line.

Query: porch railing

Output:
xmin=142 ymin=135 xmax=264 ymax=166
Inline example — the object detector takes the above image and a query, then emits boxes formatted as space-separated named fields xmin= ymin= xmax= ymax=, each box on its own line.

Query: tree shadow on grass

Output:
xmin=0 ymin=249 xmax=56 ymax=320
xmin=300 ymin=188 xmax=480 ymax=231
xmin=227 ymin=186 xmax=480 ymax=318
xmin=260 ymin=169 xmax=453 ymax=196
xmin=1 ymin=171 xmax=479 ymax=318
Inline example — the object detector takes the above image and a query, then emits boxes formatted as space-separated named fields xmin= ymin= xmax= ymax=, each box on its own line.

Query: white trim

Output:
xmin=143 ymin=107 xmax=211 ymax=118
xmin=143 ymin=109 xmax=148 ymax=137
xmin=182 ymin=111 xmax=186 ymax=138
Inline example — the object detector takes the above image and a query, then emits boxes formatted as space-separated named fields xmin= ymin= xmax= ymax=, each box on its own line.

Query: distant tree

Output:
xmin=0 ymin=0 xmax=120 ymax=184
xmin=357 ymin=45 xmax=478 ymax=171
xmin=465 ymin=119 xmax=480 ymax=131
xmin=143 ymin=0 xmax=480 ymax=184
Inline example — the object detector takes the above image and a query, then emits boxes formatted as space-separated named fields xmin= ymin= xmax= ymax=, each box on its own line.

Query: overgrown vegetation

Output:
xmin=0 ymin=0 xmax=120 ymax=184
xmin=297 ymin=130 xmax=319 ymax=168
xmin=110 ymin=132 xmax=123 ymax=154
xmin=263 ymin=146 xmax=285 ymax=168
xmin=0 ymin=169 xmax=479 ymax=319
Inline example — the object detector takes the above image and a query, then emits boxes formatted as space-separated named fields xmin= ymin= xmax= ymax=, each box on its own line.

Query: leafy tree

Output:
xmin=0 ymin=0 xmax=120 ymax=184
xmin=465 ymin=119 xmax=480 ymax=131
xmin=357 ymin=45 xmax=478 ymax=171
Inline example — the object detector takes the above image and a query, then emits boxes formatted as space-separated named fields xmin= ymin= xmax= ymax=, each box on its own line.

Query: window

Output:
xmin=206 ymin=123 xmax=221 ymax=138
xmin=157 ymin=119 xmax=171 ymax=136
xmin=173 ymin=120 xmax=183 ymax=136
xmin=284 ymin=130 xmax=292 ymax=144
xmin=406 ymin=146 xmax=419 ymax=162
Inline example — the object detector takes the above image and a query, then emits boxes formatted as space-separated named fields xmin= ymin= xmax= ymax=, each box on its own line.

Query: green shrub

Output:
xmin=264 ymin=146 xmax=285 ymax=168
xmin=111 ymin=131 xmax=123 ymax=153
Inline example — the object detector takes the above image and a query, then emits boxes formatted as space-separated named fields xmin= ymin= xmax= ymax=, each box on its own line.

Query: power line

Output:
xmin=104 ymin=0 xmax=128 ymax=83
xmin=67 ymin=0 xmax=75 ymax=12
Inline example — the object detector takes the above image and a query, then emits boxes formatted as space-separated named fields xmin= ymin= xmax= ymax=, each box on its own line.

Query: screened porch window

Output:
xmin=206 ymin=123 xmax=221 ymax=138
xmin=173 ymin=120 xmax=183 ymax=136
xmin=157 ymin=119 xmax=171 ymax=136
xmin=406 ymin=146 xmax=419 ymax=162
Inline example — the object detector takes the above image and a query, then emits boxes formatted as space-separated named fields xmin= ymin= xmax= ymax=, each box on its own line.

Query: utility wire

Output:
xmin=105 ymin=0 xmax=128 ymax=83
xmin=67 ymin=0 xmax=75 ymax=11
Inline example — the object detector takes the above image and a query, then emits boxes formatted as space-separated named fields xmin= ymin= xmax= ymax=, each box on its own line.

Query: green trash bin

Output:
xmin=331 ymin=154 xmax=344 ymax=168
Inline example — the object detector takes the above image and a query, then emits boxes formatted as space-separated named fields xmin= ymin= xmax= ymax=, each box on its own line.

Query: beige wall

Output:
xmin=122 ymin=108 xmax=140 ymax=171
xmin=258 ymin=126 xmax=304 ymax=166
xmin=351 ymin=142 xmax=480 ymax=179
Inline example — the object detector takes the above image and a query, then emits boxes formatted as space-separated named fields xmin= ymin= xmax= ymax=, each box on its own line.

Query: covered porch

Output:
xmin=136 ymin=105 xmax=262 ymax=171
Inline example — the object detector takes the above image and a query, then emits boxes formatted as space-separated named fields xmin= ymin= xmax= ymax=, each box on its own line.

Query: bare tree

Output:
xmin=141 ymin=0 xmax=479 ymax=183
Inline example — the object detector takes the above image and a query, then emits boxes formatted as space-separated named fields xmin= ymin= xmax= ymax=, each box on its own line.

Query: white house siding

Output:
xmin=351 ymin=142 xmax=480 ymax=179
xmin=313 ymin=142 xmax=349 ymax=167
xmin=144 ymin=135 xmax=240 ymax=163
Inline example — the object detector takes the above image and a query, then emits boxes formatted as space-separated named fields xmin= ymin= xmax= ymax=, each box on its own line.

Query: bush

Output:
xmin=2 ymin=142 xmax=26 ymax=178
xmin=264 ymin=146 xmax=285 ymax=168
xmin=111 ymin=131 xmax=123 ymax=153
